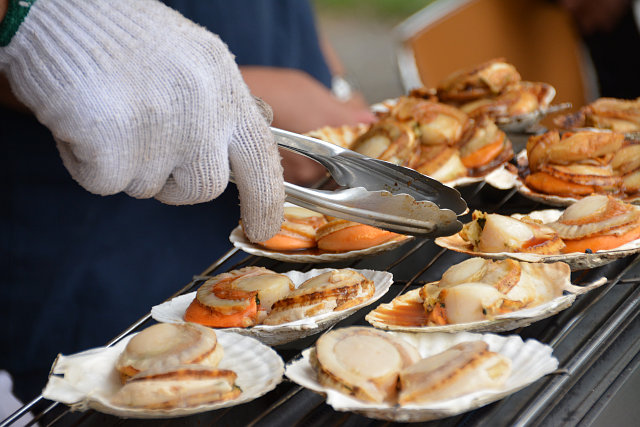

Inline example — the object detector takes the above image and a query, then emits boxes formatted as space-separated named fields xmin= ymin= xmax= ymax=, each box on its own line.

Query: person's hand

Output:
xmin=0 ymin=0 xmax=284 ymax=242
xmin=241 ymin=66 xmax=376 ymax=185
xmin=560 ymin=0 xmax=631 ymax=34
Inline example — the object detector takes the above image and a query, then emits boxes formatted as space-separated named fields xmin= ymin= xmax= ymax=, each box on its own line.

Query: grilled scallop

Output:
xmin=263 ymin=269 xmax=375 ymax=325
xmin=310 ymin=327 xmax=421 ymax=403
xmin=350 ymin=118 xmax=418 ymax=166
xmin=315 ymin=218 xmax=399 ymax=252
xmin=526 ymin=130 xmax=624 ymax=172
xmin=256 ymin=206 xmax=327 ymax=251
xmin=611 ymin=141 xmax=640 ymax=175
xmin=461 ymin=210 xmax=565 ymax=254
xmin=412 ymin=144 xmax=467 ymax=181
xmin=369 ymin=258 xmax=572 ymax=327
xmin=436 ymin=257 xmax=522 ymax=294
xmin=553 ymin=97 xmax=640 ymax=132
xmin=115 ymin=323 xmax=223 ymax=383
xmin=420 ymin=258 xmax=568 ymax=324
xmin=546 ymin=195 xmax=640 ymax=253
xmin=389 ymin=97 xmax=471 ymax=146
xmin=459 ymin=116 xmax=513 ymax=175
xmin=398 ymin=341 xmax=511 ymax=405
xmin=436 ymin=58 xmax=521 ymax=102
xmin=459 ymin=81 xmax=551 ymax=120
xmin=523 ymin=130 xmax=640 ymax=199
xmin=184 ymin=267 xmax=294 ymax=327
xmin=112 ymin=365 xmax=240 ymax=409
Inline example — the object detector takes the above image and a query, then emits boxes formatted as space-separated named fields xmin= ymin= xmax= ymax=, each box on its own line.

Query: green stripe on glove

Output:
xmin=0 ymin=0 xmax=36 ymax=46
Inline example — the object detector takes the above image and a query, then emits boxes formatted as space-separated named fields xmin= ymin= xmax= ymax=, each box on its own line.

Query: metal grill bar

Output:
xmin=4 ymin=181 xmax=640 ymax=426
xmin=468 ymin=254 xmax=640 ymax=427
xmin=513 ymin=280 xmax=640 ymax=426
xmin=240 ymin=187 xmax=520 ymax=427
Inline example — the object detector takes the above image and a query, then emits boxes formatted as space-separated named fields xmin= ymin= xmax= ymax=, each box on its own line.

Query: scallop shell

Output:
xmin=229 ymin=225 xmax=413 ymax=263
xmin=435 ymin=208 xmax=640 ymax=270
xmin=42 ymin=331 xmax=283 ymax=418
xmin=509 ymin=150 xmax=640 ymax=206
xmin=285 ymin=330 xmax=558 ymax=422
xmin=151 ymin=268 xmax=393 ymax=346
xmin=365 ymin=277 xmax=606 ymax=333
xmin=493 ymin=83 xmax=561 ymax=133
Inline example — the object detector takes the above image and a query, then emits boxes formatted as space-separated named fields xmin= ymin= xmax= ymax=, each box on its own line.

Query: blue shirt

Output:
xmin=162 ymin=0 xmax=332 ymax=87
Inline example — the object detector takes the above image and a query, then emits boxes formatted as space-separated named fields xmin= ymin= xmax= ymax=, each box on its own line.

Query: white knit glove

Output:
xmin=0 ymin=0 xmax=285 ymax=241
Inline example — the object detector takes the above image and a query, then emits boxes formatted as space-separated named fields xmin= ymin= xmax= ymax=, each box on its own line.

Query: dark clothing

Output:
xmin=162 ymin=0 xmax=332 ymax=88
xmin=582 ymin=7 xmax=640 ymax=99
xmin=1 ymin=108 xmax=241 ymax=400
xmin=1 ymin=0 xmax=329 ymax=401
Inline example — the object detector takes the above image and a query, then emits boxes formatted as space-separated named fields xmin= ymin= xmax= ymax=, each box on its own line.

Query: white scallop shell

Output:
xmin=229 ymin=225 xmax=413 ymax=263
xmin=285 ymin=330 xmax=558 ymax=422
xmin=443 ymin=162 xmax=521 ymax=188
xmin=365 ymin=276 xmax=606 ymax=333
xmin=483 ymin=162 xmax=522 ymax=190
xmin=435 ymin=208 xmax=640 ymax=270
xmin=42 ymin=331 xmax=283 ymax=418
xmin=151 ymin=268 xmax=393 ymax=346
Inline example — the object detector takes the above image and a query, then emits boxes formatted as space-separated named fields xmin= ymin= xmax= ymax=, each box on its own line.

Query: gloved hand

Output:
xmin=0 ymin=0 xmax=285 ymax=241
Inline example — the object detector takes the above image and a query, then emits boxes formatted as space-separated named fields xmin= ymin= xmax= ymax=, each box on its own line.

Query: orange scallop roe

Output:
xmin=461 ymin=136 xmax=504 ymax=169
xmin=316 ymin=223 xmax=398 ymax=252
xmin=258 ymin=233 xmax=316 ymax=251
xmin=525 ymin=172 xmax=595 ymax=197
xmin=562 ymin=221 xmax=640 ymax=253
xmin=184 ymin=297 xmax=258 ymax=328
xmin=185 ymin=278 xmax=259 ymax=328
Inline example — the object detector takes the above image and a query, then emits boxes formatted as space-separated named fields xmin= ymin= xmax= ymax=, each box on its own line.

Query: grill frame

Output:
xmin=3 ymin=184 xmax=640 ymax=427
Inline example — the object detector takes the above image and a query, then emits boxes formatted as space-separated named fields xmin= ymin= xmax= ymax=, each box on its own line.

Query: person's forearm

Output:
xmin=0 ymin=0 xmax=8 ymax=22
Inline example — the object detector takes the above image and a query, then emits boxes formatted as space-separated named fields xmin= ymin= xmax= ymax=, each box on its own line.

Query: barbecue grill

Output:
xmin=3 ymin=180 xmax=639 ymax=427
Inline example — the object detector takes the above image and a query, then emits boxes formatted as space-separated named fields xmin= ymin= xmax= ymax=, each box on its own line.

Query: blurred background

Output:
xmin=314 ymin=0 xmax=429 ymax=104
xmin=314 ymin=0 xmax=640 ymax=107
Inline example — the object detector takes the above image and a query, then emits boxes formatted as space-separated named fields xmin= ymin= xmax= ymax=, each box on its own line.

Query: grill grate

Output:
xmin=3 ymin=183 xmax=640 ymax=427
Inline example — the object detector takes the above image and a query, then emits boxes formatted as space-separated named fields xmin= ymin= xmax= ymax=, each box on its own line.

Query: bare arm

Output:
xmin=240 ymin=66 xmax=374 ymax=133
xmin=0 ymin=0 xmax=8 ymax=21
xmin=240 ymin=66 xmax=376 ymax=186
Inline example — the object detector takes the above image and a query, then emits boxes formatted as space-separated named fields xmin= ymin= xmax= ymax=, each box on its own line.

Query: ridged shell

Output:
xmin=546 ymin=195 xmax=640 ymax=239
xmin=152 ymin=268 xmax=393 ymax=345
xmin=365 ymin=276 xmax=606 ymax=333
xmin=42 ymin=331 xmax=283 ymax=418
xmin=285 ymin=331 xmax=558 ymax=422
xmin=511 ymin=150 xmax=640 ymax=206
xmin=435 ymin=207 xmax=640 ymax=270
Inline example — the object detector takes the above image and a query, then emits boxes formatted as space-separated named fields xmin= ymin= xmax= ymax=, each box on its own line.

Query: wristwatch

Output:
xmin=331 ymin=75 xmax=354 ymax=102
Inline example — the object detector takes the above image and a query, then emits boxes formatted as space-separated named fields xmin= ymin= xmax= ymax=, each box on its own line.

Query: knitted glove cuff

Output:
xmin=0 ymin=0 xmax=36 ymax=46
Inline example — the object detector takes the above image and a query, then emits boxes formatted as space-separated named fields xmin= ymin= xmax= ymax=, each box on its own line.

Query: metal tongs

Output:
xmin=272 ymin=127 xmax=467 ymax=238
